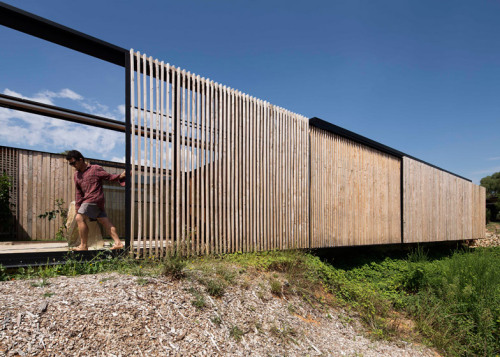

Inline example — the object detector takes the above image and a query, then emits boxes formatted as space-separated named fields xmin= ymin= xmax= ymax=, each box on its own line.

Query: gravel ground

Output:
xmin=0 ymin=272 xmax=438 ymax=357
xmin=469 ymin=227 xmax=500 ymax=248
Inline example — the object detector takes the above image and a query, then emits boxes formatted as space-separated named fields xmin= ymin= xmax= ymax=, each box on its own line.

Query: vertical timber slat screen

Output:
xmin=403 ymin=156 xmax=485 ymax=242
xmin=309 ymin=128 xmax=402 ymax=247
xmin=129 ymin=50 xmax=310 ymax=256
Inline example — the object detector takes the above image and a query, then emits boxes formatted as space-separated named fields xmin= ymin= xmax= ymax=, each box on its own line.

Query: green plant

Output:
xmin=38 ymin=198 xmax=68 ymax=240
xmin=229 ymin=325 xmax=244 ymax=341
xmin=269 ymin=278 xmax=282 ymax=296
xmin=269 ymin=323 xmax=298 ymax=343
xmin=136 ymin=277 xmax=149 ymax=285
xmin=162 ymin=256 xmax=186 ymax=279
xmin=204 ymin=278 xmax=225 ymax=297
xmin=43 ymin=291 xmax=55 ymax=298
xmin=407 ymin=245 xmax=429 ymax=263
xmin=403 ymin=248 xmax=500 ymax=356
xmin=188 ymin=287 xmax=206 ymax=309
xmin=211 ymin=314 xmax=222 ymax=326
xmin=0 ymin=264 xmax=9 ymax=281
xmin=0 ymin=172 xmax=14 ymax=236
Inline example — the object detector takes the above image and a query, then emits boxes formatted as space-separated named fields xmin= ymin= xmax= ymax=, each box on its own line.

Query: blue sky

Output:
xmin=1 ymin=0 xmax=499 ymax=183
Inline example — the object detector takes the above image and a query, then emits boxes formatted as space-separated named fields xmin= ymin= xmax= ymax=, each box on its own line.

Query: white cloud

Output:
xmin=470 ymin=166 xmax=500 ymax=176
xmin=3 ymin=88 xmax=87 ymax=106
xmin=3 ymin=87 xmax=124 ymax=121
xmin=1 ymin=88 xmax=124 ymax=159
xmin=58 ymin=88 xmax=83 ymax=101
xmin=486 ymin=156 xmax=500 ymax=161
xmin=111 ymin=156 xmax=126 ymax=163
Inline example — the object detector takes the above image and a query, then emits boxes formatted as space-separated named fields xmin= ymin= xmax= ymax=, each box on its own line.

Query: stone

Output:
xmin=66 ymin=201 xmax=104 ymax=249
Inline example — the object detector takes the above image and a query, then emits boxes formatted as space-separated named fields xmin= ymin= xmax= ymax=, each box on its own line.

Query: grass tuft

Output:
xmin=229 ymin=325 xmax=244 ymax=341
xmin=162 ymin=256 xmax=187 ymax=280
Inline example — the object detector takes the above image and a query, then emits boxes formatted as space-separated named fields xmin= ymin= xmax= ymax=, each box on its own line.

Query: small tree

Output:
xmin=481 ymin=171 xmax=500 ymax=221
xmin=480 ymin=172 xmax=500 ymax=198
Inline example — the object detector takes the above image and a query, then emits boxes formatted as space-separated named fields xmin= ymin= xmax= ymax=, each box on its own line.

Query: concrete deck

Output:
xmin=0 ymin=240 xmax=123 ymax=254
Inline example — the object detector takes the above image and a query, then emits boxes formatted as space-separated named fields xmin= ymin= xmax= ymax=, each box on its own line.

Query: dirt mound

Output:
xmin=0 ymin=272 xmax=436 ymax=356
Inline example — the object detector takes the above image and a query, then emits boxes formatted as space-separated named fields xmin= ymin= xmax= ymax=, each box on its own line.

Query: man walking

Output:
xmin=66 ymin=150 xmax=125 ymax=251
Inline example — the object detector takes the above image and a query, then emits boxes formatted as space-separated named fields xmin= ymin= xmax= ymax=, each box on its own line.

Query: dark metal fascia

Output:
xmin=0 ymin=93 xmax=126 ymax=132
xmin=309 ymin=117 xmax=472 ymax=182
xmin=0 ymin=1 xmax=127 ymax=67
xmin=0 ymin=250 xmax=125 ymax=268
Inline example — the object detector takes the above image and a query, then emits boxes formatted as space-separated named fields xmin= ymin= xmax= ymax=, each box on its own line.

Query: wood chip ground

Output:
xmin=0 ymin=271 xmax=438 ymax=356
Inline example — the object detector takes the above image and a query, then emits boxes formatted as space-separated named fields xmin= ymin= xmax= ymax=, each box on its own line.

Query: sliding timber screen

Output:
xmin=309 ymin=128 xmax=401 ymax=247
xmin=403 ymin=157 xmax=485 ymax=242
xmin=129 ymin=50 xmax=309 ymax=257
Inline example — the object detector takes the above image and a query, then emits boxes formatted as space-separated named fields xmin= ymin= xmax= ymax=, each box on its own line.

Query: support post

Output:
xmin=125 ymin=52 xmax=132 ymax=252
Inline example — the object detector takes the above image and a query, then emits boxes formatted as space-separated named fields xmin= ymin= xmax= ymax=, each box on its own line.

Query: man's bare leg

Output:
xmin=97 ymin=217 xmax=124 ymax=249
xmin=74 ymin=213 xmax=89 ymax=251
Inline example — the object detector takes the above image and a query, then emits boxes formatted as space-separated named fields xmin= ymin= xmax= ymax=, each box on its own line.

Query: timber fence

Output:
xmin=0 ymin=51 xmax=486 ymax=254
xmin=129 ymin=51 xmax=310 ymax=257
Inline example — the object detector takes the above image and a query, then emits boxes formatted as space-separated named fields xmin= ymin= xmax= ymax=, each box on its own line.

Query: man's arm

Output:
xmin=75 ymin=179 xmax=84 ymax=210
xmin=94 ymin=165 xmax=126 ymax=186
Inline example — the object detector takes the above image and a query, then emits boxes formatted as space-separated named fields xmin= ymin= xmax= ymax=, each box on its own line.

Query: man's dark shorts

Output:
xmin=77 ymin=203 xmax=107 ymax=221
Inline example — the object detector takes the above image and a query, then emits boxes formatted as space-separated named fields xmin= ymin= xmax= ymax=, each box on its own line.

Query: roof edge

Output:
xmin=309 ymin=117 xmax=472 ymax=182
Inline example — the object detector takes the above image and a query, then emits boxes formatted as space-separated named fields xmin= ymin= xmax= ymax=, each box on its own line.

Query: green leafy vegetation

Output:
xmin=37 ymin=198 xmax=68 ymax=240
xmin=481 ymin=171 xmax=500 ymax=222
xmin=270 ymin=323 xmax=298 ymax=344
xmin=1 ymin=247 xmax=498 ymax=356
xmin=0 ymin=172 xmax=14 ymax=239
xmin=481 ymin=171 xmax=500 ymax=199
xmin=162 ymin=256 xmax=187 ymax=279
xmin=229 ymin=325 xmax=244 ymax=341
xmin=188 ymin=287 xmax=206 ymax=309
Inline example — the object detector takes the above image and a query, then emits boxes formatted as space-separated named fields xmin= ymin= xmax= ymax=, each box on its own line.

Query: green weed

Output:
xmin=211 ymin=314 xmax=222 ymax=326
xmin=162 ymin=256 xmax=186 ymax=280
xmin=229 ymin=325 xmax=244 ymax=341
xmin=269 ymin=323 xmax=298 ymax=344
xmin=204 ymin=278 xmax=226 ymax=297
xmin=136 ymin=277 xmax=149 ymax=286
xmin=187 ymin=287 xmax=206 ymax=309
xmin=269 ymin=278 xmax=282 ymax=296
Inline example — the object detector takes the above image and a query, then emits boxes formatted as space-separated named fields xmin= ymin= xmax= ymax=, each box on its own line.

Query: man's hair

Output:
xmin=65 ymin=150 xmax=84 ymax=161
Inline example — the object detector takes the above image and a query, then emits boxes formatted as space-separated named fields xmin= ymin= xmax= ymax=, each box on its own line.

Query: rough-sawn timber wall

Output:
xmin=403 ymin=157 xmax=486 ymax=242
xmin=310 ymin=127 xmax=401 ymax=247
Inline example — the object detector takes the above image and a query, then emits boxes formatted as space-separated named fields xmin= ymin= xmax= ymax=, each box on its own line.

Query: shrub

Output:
xmin=269 ymin=278 xmax=282 ymax=296
xmin=38 ymin=198 xmax=68 ymax=240
xmin=204 ymin=278 xmax=225 ymax=297
xmin=0 ymin=172 xmax=14 ymax=237
xmin=162 ymin=256 xmax=186 ymax=280
xmin=403 ymin=248 xmax=500 ymax=356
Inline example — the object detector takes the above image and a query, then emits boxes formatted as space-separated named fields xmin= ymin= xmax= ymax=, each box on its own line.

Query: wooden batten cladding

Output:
xmin=472 ymin=184 xmax=486 ymax=238
xmin=129 ymin=50 xmax=310 ymax=257
xmin=403 ymin=157 xmax=486 ymax=242
xmin=309 ymin=128 xmax=401 ymax=247
xmin=0 ymin=147 xmax=126 ymax=241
